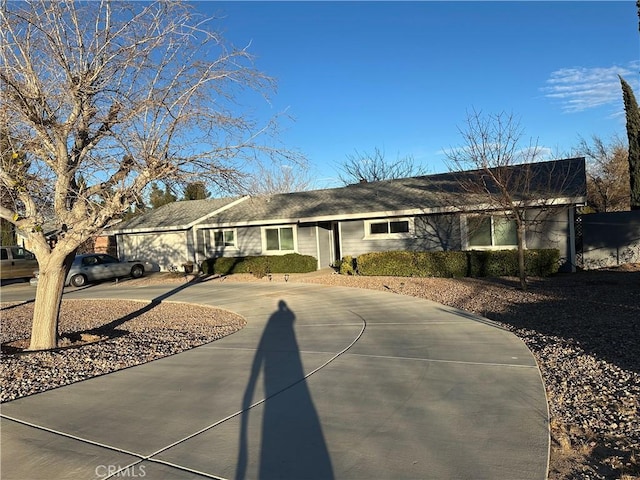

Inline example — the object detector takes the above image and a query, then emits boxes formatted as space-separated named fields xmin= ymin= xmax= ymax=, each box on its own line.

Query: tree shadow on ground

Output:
xmin=486 ymin=270 xmax=639 ymax=375
xmin=1 ymin=276 xmax=202 ymax=353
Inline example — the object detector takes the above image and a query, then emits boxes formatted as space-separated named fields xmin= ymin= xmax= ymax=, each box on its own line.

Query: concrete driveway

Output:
xmin=1 ymin=281 xmax=549 ymax=480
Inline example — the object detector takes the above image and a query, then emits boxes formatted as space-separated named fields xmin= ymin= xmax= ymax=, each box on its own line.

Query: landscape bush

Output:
xmin=338 ymin=256 xmax=356 ymax=275
xmin=467 ymin=249 xmax=560 ymax=277
xmin=354 ymin=249 xmax=559 ymax=278
xmin=201 ymin=253 xmax=317 ymax=277
xmin=356 ymin=251 xmax=467 ymax=277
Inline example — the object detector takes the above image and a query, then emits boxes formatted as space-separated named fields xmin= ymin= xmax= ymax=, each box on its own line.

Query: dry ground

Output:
xmin=2 ymin=266 xmax=639 ymax=479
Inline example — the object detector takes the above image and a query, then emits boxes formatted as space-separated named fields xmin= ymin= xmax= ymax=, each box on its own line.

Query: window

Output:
xmin=10 ymin=247 xmax=26 ymax=260
xmin=264 ymin=227 xmax=295 ymax=252
xmin=466 ymin=215 xmax=518 ymax=248
xmin=214 ymin=230 xmax=235 ymax=248
xmin=365 ymin=218 xmax=412 ymax=239
xmin=207 ymin=229 xmax=236 ymax=251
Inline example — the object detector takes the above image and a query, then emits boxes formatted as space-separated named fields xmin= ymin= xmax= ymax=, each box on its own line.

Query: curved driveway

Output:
xmin=1 ymin=281 xmax=549 ymax=480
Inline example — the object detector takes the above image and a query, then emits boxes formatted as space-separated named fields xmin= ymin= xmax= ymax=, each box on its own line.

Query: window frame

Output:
xmin=207 ymin=228 xmax=238 ymax=251
xmin=463 ymin=213 xmax=520 ymax=250
xmin=363 ymin=218 xmax=414 ymax=240
xmin=261 ymin=225 xmax=297 ymax=254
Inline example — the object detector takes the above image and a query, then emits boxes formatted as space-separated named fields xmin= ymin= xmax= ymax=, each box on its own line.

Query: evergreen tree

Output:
xmin=182 ymin=182 xmax=210 ymax=200
xmin=620 ymin=75 xmax=640 ymax=210
xmin=149 ymin=183 xmax=177 ymax=209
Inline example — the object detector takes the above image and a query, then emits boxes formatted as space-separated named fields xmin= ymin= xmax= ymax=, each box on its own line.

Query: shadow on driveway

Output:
xmin=235 ymin=300 xmax=333 ymax=480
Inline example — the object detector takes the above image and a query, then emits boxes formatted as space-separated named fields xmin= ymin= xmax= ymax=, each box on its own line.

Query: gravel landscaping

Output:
xmin=1 ymin=267 xmax=639 ymax=479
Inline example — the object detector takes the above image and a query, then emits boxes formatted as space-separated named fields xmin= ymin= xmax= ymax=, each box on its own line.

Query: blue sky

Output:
xmin=197 ymin=1 xmax=638 ymax=188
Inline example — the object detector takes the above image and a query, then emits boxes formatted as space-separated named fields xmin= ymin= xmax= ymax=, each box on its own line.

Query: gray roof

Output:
xmin=200 ymin=157 xmax=587 ymax=226
xmin=112 ymin=158 xmax=587 ymax=232
xmin=110 ymin=197 xmax=238 ymax=232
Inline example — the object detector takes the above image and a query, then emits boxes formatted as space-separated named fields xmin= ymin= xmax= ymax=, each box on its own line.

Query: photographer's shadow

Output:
xmin=235 ymin=300 xmax=334 ymax=480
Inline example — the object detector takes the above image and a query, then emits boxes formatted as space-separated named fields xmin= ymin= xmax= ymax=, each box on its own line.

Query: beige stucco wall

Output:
xmin=118 ymin=231 xmax=189 ymax=272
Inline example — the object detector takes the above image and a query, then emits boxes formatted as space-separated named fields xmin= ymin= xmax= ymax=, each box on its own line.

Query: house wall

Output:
xmin=338 ymin=209 xmax=576 ymax=271
xmin=197 ymin=226 xmax=262 ymax=261
xmin=237 ymin=227 xmax=262 ymax=255
xmin=296 ymin=224 xmax=318 ymax=259
xmin=414 ymin=214 xmax=462 ymax=251
xmin=198 ymin=225 xmax=317 ymax=259
xmin=117 ymin=231 xmax=189 ymax=272
xmin=524 ymin=207 xmax=573 ymax=271
xmin=188 ymin=207 xmax=580 ymax=272
xmin=339 ymin=214 xmax=461 ymax=258
xmin=581 ymin=210 xmax=640 ymax=269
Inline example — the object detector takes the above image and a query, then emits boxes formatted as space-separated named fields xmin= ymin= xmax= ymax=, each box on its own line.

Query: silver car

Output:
xmin=33 ymin=254 xmax=145 ymax=287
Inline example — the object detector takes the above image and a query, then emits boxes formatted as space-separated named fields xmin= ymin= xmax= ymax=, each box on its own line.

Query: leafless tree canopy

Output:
xmin=445 ymin=110 xmax=584 ymax=290
xmin=0 ymin=0 xmax=302 ymax=239
xmin=575 ymin=135 xmax=631 ymax=212
xmin=244 ymin=162 xmax=313 ymax=195
xmin=0 ymin=0 xmax=303 ymax=349
xmin=337 ymin=147 xmax=428 ymax=185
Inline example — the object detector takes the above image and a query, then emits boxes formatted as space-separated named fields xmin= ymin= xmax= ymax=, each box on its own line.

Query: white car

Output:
xmin=32 ymin=253 xmax=145 ymax=287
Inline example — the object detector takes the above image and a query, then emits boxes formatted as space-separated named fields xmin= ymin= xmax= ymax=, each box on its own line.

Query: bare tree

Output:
xmin=445 ymin=110 xmax=584 ymax=290
xmin=337 ymin=147 xmax=428 ymax=185
xmin=575 ymin=135 xmax=630 ymax=212
xmin=244 ymin=161 xmax=313 ymax=195
xmin=0 ymin=1 xmax=302 ymax=349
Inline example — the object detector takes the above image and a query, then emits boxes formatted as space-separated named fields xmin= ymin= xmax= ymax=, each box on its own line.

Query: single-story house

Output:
xmin=109 ymin=157 xmax=587 ymax=273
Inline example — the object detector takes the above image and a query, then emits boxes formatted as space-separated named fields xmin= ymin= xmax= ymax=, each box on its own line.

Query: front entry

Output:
xmin=316 ymin=222 xmax=341 ymax=268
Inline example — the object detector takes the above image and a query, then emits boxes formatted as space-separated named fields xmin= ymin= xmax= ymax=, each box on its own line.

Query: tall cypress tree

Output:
xmin=620 ymin=75 xmax=640 ymax=210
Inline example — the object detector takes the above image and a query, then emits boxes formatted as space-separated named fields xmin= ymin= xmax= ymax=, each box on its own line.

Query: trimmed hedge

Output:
xmin=201 ymin=253 xmax=317 ymax=277
xmin=354 ymin=249 xmax=559 ymax=278
xmin=356 ymin=251 xmax=467 ymax=277
xmin=467 ymin=249 xmax=560 ymax=277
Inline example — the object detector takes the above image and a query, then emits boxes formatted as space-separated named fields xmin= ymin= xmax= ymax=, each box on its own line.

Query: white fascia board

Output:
xmin=462 ymin=196 xmax=587 ymax=213
xmin=195 ymin=206 xmax=460 ymax=229
xmin=186 ymin=196 xmax=250 ymax=228
xmin=110 ymin=196 xmax=250 ymax=234
xmin=108 ymin=225 xmax=190 ymax=235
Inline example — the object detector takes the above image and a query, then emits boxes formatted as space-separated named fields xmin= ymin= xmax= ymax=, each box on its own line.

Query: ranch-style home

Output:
xmin=109 ymin=157 xmax=587 ymax=273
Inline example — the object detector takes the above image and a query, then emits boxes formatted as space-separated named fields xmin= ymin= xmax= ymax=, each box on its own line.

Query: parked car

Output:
xmin=31 ymin=254 xmax=145 ymax=287
xmin=1 ymin=246 xmax=39 ymax=281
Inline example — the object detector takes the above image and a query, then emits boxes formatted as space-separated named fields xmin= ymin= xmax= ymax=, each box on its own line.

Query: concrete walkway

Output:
xmin=1 ymin=281 xmax=549 ymax=480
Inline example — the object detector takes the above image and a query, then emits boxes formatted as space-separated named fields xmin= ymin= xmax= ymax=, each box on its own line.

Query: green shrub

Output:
xmin=467 ymin=250 xmax=517 ymax=277
xmin=200 ymin=253 xmax=317 ymax=277
xmin=354 ymin=249 xmax=560 ymax=278
xmin=467 ymin=249 xmax=560 ymax=277
xmin=356 ymin=251 xmax=467 ymax=277
xmin=524 ymin=249 xmax=560 ymax=276
xmin=338 ymin=256 xmax=356 ymax=275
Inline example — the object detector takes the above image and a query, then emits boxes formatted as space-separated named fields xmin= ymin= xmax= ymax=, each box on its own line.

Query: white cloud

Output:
xmin=542 ymin=61 xmax=639 ymax=113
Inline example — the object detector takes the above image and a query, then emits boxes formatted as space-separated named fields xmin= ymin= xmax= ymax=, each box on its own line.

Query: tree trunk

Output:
xmin=517 ymin=222 xmax=527 ymax=291
xmin=28 ymin=251 xmax=75 ymax=350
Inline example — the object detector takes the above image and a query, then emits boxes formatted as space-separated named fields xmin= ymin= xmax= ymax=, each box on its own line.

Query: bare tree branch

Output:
xmin=574 ymin=134 xmax=630 ymax=212
xmin=444 ymin=109 xmax=585 ymax=290
xmin=337 ymin=147 xmax=428 ymax=185
xmin=0 ymin=0 xmax=304 ymax=349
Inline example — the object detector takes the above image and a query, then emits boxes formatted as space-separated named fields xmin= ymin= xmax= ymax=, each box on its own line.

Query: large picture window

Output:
xmin=466 ymin=215 xmax=518 ymax=248
xmin=264 ymin=227 xmax=295 ymax=251
xmin=365 ymin=218 xmax=412 ymax=239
